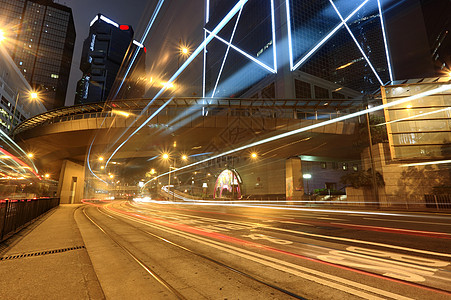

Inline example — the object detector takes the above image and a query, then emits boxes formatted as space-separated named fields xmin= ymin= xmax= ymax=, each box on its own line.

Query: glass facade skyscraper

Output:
xmin=203 ymin=0 xmax=399 ymax=101
xmin=75 ymin=14 xmax=146 ymax=104
xmin=0 ymin=0 xmax=76 ymax=110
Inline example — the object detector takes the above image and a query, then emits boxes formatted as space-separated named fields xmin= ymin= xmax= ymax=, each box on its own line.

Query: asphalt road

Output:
xmin=80 ymin=199 xmax=451 ymax=299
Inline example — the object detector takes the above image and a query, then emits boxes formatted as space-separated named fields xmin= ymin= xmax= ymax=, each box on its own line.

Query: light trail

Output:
xmin=144 ymin=84 xmax=451 ymax=187
xmin=104 ymin=0 xmax=249 ymax=167
xmin=0 ymin=148 xmax=41 ymax=179
xmin=111 ymin=0 xmax=166 ymax=100
xmin=401 ymin=159 xmax=451 ymax=167
xmin=130 ymin=201 xmax=451 ymax=258
xmin=376 ymin=107 xmax=451 ymax=126
xmin=106 ymin=202 xmax=448 ymax=298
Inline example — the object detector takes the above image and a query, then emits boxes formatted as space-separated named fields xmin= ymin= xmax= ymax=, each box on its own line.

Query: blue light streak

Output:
xmin=111 ymin=0 xmax=165 ymax=100
xmin=329 ymin=0 xmax=383 ymax=85
xmin=106 ymin=98 xmax=173 ymax=166
xmin=105 ymin=0 xmax=249 ymax=166
xmin=291 ymin=0 xmax=369 ymax=71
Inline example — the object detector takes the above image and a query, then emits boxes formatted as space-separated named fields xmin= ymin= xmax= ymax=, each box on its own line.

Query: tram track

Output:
xmin=105 ymin=200 xmax=451 ymax=299
xmin=96 ymin=204 xmax=307 ymax=299
xmin=82 ymin=204 xmax=307 ymax=299
xmin=82 ymin=207 xmax=187 ymax=300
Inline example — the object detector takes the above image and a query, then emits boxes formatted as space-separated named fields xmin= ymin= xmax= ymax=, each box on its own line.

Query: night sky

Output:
xmin=57 ymin=0 xmax=204 ymax=105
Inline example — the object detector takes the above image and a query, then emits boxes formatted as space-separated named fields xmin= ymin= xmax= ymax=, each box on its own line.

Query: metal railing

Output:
xmin=424 ymin=194 xmax=451 ymax=209
xmin=0 ymin=198 xmax=60 ymax=242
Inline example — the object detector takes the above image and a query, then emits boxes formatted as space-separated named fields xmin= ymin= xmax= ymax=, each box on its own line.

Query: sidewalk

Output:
xmin=0 ymin=205 xmax=104 ymax=300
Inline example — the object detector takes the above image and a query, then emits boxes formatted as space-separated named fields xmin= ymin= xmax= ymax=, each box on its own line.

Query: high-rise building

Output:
xmin=75 ymin=14 xmax=146 ymax=104
xmin=0 ymin=44 xmax=46 ymax=134
xmin=385 ymin=0 xmax=451 ymax=79
xmin=0 ymin=0 xmax=76 ymax=110
xmin=203 ymin=0 xmax=393 ymax=101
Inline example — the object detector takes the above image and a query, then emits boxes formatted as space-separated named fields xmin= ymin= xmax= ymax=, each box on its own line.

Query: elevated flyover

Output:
xmin=13 ymin=97 xmax=361 ymax=177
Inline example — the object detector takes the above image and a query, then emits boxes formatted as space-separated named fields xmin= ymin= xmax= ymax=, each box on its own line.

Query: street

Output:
xmin=79 ymin=200 xmax=451 ymax=299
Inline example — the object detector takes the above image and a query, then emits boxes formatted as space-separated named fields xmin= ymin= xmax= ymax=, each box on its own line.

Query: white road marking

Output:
xmin=129 ymin=202 xmax=451 ymax=258
xmin=104 ymin=205 xmax=414 ymax=300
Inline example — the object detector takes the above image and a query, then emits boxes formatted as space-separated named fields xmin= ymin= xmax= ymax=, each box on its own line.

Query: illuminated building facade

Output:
xmin=203 ymin=0 xmax=450 ymax=103
xmin=382 ymin=78 xmax=451 ymax=161
xmin=75 ymin=14 xmax=146 ymax=104
xmin=0 ymin=0 xmax=75 ymax=110
xmin=0 ymin=45 xmax=46 ymax=134
xmin=203 ymin=0 xmax=394 ymax=102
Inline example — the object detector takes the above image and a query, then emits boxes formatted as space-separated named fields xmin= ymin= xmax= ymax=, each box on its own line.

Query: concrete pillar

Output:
xmin=57 ymin=160 xmax=85 ymax=204
xmin=286 ymin=157 xmax=303 ymax=201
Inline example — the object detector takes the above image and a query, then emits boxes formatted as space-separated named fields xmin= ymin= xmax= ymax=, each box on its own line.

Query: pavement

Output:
xmin=0 ymin=204 xmax=105 ymax=300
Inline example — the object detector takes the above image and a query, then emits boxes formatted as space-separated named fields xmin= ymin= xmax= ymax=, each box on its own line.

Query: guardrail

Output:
xmin=424 ymin=194 xmax=451 ymax=209
xmin=0 ymin=198 xmax=60 ymax=242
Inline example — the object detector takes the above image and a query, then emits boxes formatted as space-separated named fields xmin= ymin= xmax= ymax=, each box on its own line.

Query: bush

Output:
xmin=340 ymin=169 xmax=384 ymax=189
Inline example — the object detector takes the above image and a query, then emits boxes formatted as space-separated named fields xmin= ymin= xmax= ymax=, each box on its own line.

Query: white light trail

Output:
xmin=329 ymin=0 xmax=383 ymax=85
xmin=376 ymin=107 xmax=451 ymax=126
xmin=105 ymin=0 xmax=249 ymax=166
xmin=111 ymin=0 xmax=165 ymax=101
xmin=401 ymin=160 xmax=451 ymax=167
xmin=145 ymin=84 xmax=451 ymax=187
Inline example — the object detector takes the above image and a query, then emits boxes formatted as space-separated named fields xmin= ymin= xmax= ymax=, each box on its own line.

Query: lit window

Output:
xmin=51 ymin=74 xmax=59 ymax=79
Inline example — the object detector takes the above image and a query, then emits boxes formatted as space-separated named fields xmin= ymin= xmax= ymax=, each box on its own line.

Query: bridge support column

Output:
xmin=285 ymin=157 xmax=304 ymax=203
xmin=57 ymin=160 xmax=85 ymax=204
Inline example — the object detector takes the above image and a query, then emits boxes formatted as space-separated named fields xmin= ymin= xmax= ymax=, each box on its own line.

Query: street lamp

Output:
xmin=162 ymin=152 xmax=188 ymax=201
xmin=11 ymin=91 xmax=39 ymax=132
xmin=303 ymin=173 xmax=312 ymax=198
xmin=177 ymin=39 xmax=190 ymax=68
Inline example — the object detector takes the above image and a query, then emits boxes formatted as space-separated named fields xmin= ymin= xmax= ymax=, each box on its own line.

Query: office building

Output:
xmin=385 ymin=0 xmax=451 ymax=79
xmin=203 ymin=0 xmax=393 ymax=102
xmin=0 ymin=0 xmax=76 ymax=110
xmin=0 ymin=44 xmax=46 ymax=134
xmin=75 ymin=14 xmax=146 ymax=104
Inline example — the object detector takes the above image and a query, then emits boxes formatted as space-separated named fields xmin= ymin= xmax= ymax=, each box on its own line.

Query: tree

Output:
xmin=340 ymin=169 xmax=385 ymax=189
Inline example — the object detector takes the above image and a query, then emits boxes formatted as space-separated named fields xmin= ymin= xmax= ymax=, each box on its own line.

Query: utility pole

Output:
xmin=366 ymin=106 xmax=380 ymax=208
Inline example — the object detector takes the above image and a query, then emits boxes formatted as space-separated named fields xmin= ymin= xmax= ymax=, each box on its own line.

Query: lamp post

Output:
xmin=10 ymin=91 xmax=38 ymax=132
xmin=303 ymin=173 xmax=312 ymax=199
xmin=162 ymin=153 xmax=187 ymax=201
